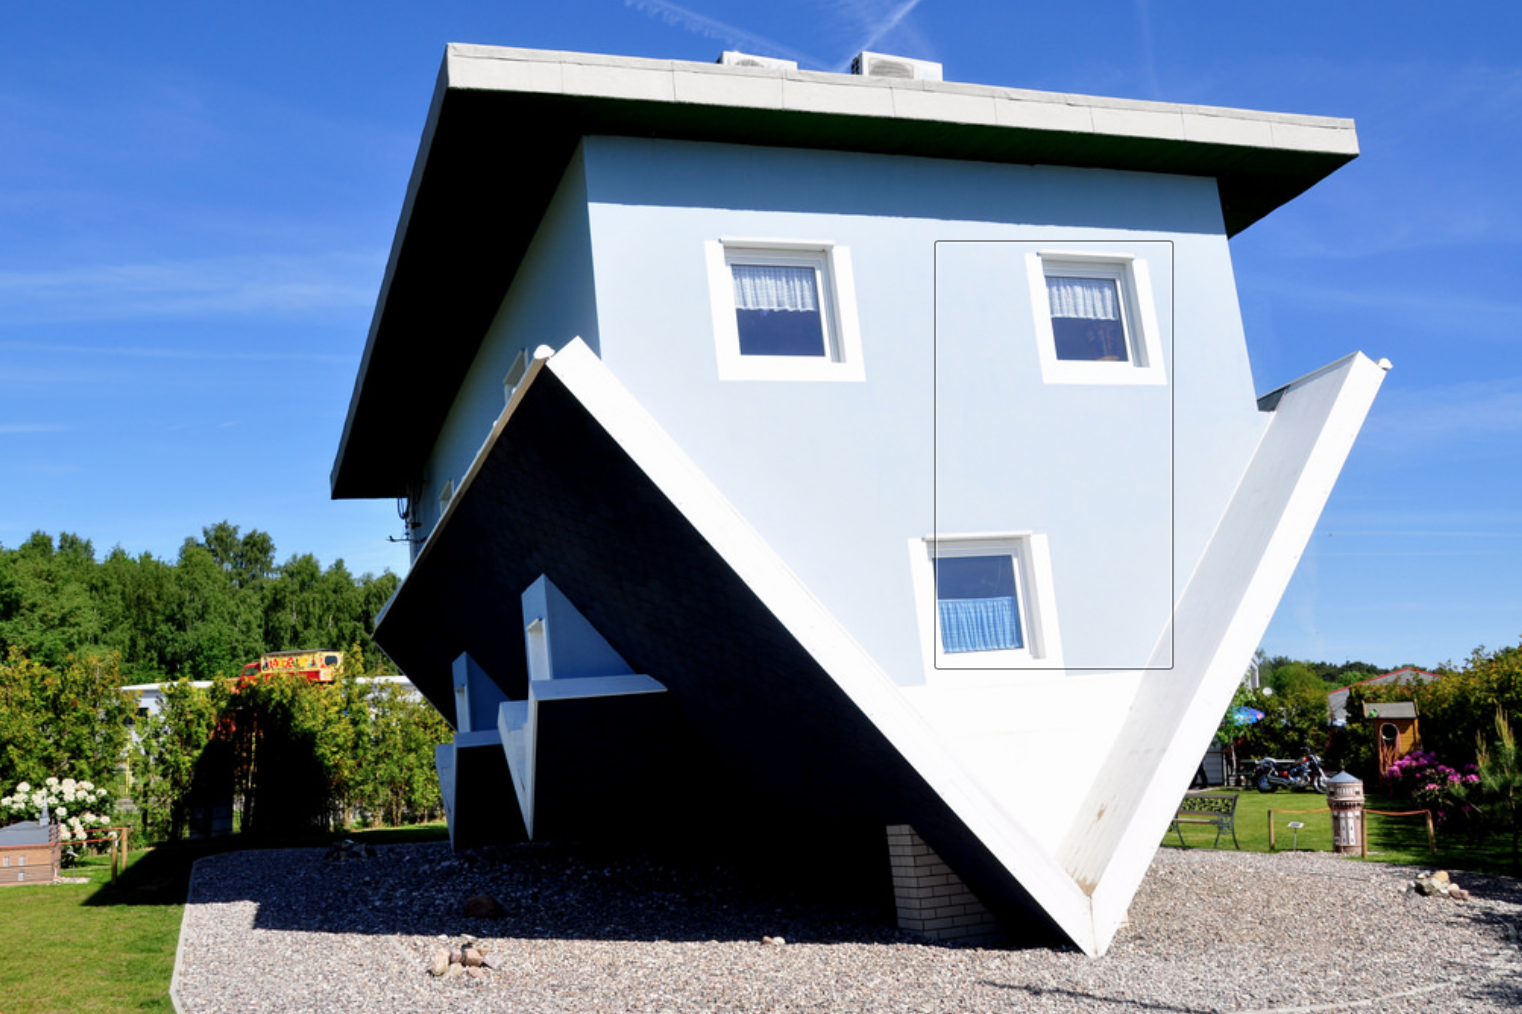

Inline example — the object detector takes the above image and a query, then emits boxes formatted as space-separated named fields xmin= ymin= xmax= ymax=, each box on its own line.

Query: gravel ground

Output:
xmin=173 ymin=841 xmax=1522 ymax=1013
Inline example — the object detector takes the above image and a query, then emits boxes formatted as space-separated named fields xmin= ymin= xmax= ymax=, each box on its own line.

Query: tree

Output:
xmin=132 ymin=678 xmax=222 ymax=841
xmin=0 ymin=648 xmax=130 ymax=790
xmin=1455 ymin=708 xmax=1522 ymax=874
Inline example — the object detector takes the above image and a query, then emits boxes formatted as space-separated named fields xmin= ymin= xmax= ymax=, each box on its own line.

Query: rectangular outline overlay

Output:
xmin=931 ymin=239 xmax=1175 ymax=671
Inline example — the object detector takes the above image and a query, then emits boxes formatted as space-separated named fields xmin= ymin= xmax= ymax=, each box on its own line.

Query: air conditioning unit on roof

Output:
xmin=851 ymin=51 xmax=942 ymax=81
xmin=718 ymin=51 xmax=797 ymax=71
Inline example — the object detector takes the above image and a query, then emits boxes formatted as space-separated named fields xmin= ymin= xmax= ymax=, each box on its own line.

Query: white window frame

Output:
xmin=705 ymin=238 xmax=864 ymax=382
xmin=1026 ymin=250 xmax=1165 ymax=386
xmin=907 ymin=532 xmax=1063 ymax=671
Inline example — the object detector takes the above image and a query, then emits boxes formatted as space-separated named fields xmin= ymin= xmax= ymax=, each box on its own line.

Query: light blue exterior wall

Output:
xmin=932 ymin=239 xmax=1173 ymax=667
xmin=423 ymin=135 xmax=1270 ymax=684
xmin=417 ymin=146 xmax=599 ymax=545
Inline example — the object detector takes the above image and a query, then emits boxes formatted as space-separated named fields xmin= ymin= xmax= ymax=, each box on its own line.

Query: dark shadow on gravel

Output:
xmin=981 ymin=982 xmax=1213 ymax=1013
xmin=194 ymin=839 xmax=940 ymax=947
xmin=83 ymin=826 xmax=449 ymax=908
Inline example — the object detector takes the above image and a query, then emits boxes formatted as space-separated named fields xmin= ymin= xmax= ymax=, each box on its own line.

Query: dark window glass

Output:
xmin=736 ymin=308 xmax=826 ymax=356
xmin=732 ymin=263 xmax=827 ymax=357
xmin=1051 ymin=316 xmax=1128 ymax=362
xmin=935 ymin=555 xmax=1023 ymax=653
xmin=1048 ymin=275 xmax=1129 ymax=362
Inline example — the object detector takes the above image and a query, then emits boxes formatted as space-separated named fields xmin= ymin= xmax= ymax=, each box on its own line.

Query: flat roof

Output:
xmin=332 ymin=44 xmax=1359 ymax=499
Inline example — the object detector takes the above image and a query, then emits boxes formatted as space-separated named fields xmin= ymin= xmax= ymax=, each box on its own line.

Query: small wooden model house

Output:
xmin=0 ymin=820 xmax=60 ymax=886
xmin=1364 ymin=700 xmax=1421 ymax=773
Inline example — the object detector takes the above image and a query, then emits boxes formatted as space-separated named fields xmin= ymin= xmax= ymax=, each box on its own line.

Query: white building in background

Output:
xmin=330 ymin=44 xmax=1383 ymax=955
xmin=122 ymin=676 xmax=419 ymax=720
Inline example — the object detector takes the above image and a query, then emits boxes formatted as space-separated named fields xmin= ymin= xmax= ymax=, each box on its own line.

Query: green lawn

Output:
xmin=0 ymin=822 xmax=447 ymax=1014
xmin=1166 ymin=787 xmax=1520 ymax=876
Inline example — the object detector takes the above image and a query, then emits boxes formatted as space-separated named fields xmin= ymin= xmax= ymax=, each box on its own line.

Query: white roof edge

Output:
xmin=442 ymin=42 xmax=1356 ymax=153
xmin=1066 ymin=351 xmax=1386 ymax=953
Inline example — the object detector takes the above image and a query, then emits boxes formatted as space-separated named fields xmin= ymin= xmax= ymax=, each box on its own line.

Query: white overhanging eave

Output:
xmin=441 ymin=43 xmax=1357 ymax=156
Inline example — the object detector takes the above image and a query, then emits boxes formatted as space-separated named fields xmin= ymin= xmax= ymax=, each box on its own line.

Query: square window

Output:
xmin=706 ymin=239 xmax=864 ymax=382
xmin=1026 ymin=251 xmax=1165 ymax=386
xmin=1047 ymin=275 xmax=1127 ymax=362
xmin=908 ymin=533 xmax=1063 ymax=672
xmin=732 ymin=263 xmax=827 ymax=357
xmin=935 ymin=555 xmax=1023 ymax=653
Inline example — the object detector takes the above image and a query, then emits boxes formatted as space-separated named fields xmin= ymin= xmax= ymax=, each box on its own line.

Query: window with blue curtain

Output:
xmin=731 ymin=263 xmax=826 ymax=356
xmin=935 ymin=555 xmax=1023 ymax=653
xmin=1047 ymin=275 xmax=1128 ymax=362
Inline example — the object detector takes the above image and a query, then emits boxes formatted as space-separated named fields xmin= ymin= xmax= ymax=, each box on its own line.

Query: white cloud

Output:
xmin=623 ymin=0 xmax=824 ymax=67
xmin=1241 ymin=274 xmax=1522 ymax=338
xmin=0 ymin=251 xmax=380 ymax=324
xmin=1366 ymin=376 xmax=1522 ymax=444
xmin=0 ymin=423 xmax=67 ymax=435
xmin=0 ymin=340 xmax=351 ymax=366
xmin=830 ymin=0 xmax=928 ymax=70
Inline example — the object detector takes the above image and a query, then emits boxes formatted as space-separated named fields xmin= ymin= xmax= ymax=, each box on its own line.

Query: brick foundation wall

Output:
xmin=886 ymin=825 xmax=1003 ymax=945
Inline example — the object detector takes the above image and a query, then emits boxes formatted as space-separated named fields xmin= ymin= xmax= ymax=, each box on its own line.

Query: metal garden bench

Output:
xmin=1169 ymin=792 xmax=1240 ymax=849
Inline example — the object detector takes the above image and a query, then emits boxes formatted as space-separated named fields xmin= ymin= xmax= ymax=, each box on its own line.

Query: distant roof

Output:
xmin=1327 ymin=668 xmax=1441 ymax=724
xmin=331 ymin=44 xmax=1360 ymax=499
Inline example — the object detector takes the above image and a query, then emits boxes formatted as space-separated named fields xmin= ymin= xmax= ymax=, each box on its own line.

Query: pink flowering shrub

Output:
xmin=1385 ymin=750 xmax=1480 ymax=826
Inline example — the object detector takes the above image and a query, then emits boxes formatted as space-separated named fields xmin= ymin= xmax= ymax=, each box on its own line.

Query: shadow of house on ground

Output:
xmin=190 ymin=839 xmax=926 ymax=947
xmin=83 ymin=840 xmax=245 ymax=908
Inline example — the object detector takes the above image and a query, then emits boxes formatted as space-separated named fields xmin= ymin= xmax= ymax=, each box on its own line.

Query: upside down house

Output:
xmin=331 ymin=44 xmax=1384 ymax=955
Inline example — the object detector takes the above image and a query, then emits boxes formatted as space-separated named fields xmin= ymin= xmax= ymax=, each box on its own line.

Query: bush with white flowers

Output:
xmin=0 ymin=777 xmax=116 ymax=841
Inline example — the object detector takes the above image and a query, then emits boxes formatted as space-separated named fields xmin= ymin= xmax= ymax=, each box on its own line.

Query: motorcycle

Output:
xmin=1252 ymin=752 xmax=1329 ymax=793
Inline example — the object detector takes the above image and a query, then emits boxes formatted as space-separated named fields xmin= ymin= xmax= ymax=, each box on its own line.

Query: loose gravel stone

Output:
xmin=173 ymin=843 xmax=1522 ymax=1013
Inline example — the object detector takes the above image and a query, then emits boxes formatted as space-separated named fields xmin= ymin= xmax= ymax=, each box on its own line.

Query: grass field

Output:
xmin=1166 ymin=786 xmax=1520 ymax=875
xmin=0 ymin=822 xmax=447 ymax=1014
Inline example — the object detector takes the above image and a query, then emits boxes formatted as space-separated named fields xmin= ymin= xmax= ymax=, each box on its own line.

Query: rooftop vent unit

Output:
xmin=717 ymin=51 xmax=798 ymax=71
xmin=851 ymin=51 xmax=942 ymax=81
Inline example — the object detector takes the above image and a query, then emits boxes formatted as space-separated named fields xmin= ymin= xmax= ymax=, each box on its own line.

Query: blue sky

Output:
xmin=2 ymin=2 xmax=1518 ymax=669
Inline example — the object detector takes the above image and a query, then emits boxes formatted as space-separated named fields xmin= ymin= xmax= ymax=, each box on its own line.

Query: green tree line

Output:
xmin=0 ymin=643 xmax=449 ymax=843
xmin=1218 ymin=643 xmax=1522 ymax=782
xmin=0 ymin=521 xmax=398 ymax=682
xmin=133 ymin=646 xmax=450 ymax=841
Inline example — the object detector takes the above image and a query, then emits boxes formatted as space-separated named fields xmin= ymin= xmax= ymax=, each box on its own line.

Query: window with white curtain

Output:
xmin=1025 ymin=251 xmax=1165 ymax=386
xmin=908 ymin=532 xmax=1064 ymax=671
xmin=706 ymin=239 xmax=864 ymax=381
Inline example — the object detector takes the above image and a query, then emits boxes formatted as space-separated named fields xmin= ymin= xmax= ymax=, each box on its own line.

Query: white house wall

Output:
xmin=578 ymin=135 xmax=1269 ymax=688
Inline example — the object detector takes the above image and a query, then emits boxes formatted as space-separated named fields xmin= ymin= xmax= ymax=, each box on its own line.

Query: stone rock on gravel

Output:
xmin=483 ymin=953 xmax=505 ymax=971
xmin=428 ymin=950 xmax=450 ymax=977
xmin=463 ymin=893 xmax=504 ymax=918
xmin=462 ymin=946 xmax=484 ymax=967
